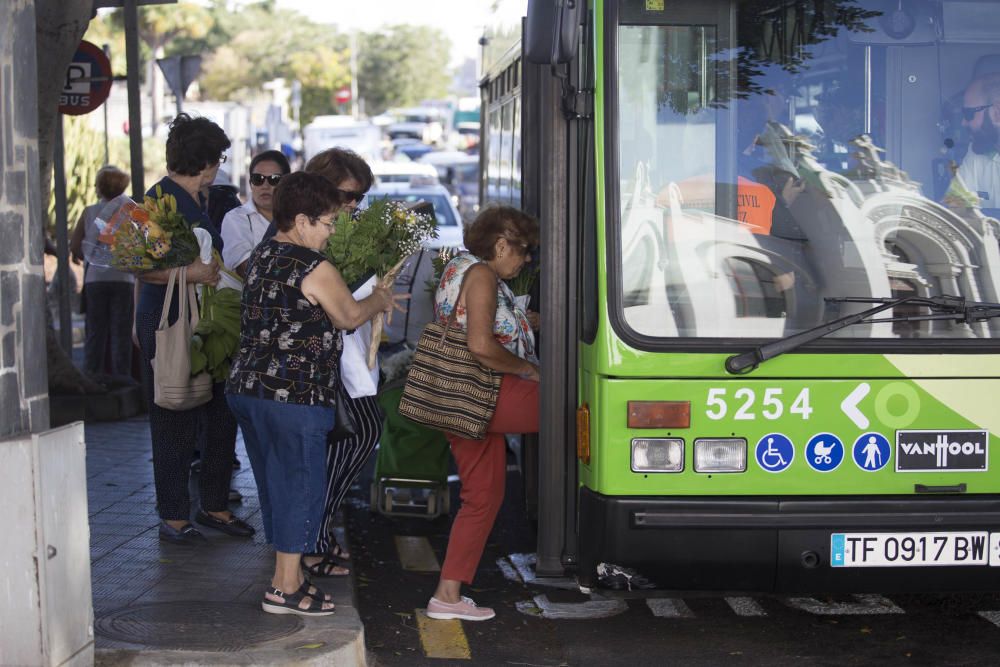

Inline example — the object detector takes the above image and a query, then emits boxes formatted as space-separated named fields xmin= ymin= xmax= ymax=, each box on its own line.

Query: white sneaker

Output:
xmin=426 ymin=596 xmax=496 ymax=621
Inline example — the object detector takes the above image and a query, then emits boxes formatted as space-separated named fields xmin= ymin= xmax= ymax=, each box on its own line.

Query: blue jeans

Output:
xmin=226 ymin=394 xmax=334 ymax=553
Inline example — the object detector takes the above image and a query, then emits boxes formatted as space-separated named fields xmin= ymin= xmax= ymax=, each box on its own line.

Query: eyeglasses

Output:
xmin=311 ymin=217 xmax=335 ymax=228
xmin=336 ymin=188 xmax=366 ymax=203
xmin=502 ymin=237 xmax=531 ymax=254
xmin=217 ymin=154 xmax=228 ymax=164
xmin=250 ymin=173 xmax=282 ymax=187
xmin=962 ymin=104 xmax=992 ymax=121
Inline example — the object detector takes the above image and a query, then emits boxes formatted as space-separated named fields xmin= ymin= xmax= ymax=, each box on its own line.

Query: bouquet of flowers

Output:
xmin=325 ymin=197 xmax=438 ymax=368
xmin=94 ymin=186 xmax=201 ymax=272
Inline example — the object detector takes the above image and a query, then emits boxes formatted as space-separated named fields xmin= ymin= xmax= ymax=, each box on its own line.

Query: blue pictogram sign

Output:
xmin=755 ymin=433 xmax=794 ymax=473
xmin=805 ymin=432 xmax=844 ymax=472
xmin=853 ymin=432 xmax=891 ymax=471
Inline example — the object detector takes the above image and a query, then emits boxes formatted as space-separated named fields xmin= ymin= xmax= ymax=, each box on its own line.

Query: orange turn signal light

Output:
xmin=576 ymin=403 xmax=591 ymax=465
xmin=627 ymin=401 xmax=691 ymax=429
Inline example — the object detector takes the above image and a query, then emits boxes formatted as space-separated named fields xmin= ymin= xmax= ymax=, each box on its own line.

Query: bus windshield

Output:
xmin=614 ymin=0 xmax=1000 ymax=342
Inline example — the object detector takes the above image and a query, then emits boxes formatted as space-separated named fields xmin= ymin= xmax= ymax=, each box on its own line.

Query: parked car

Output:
xmin=362 ymin=181 xmax=463 ymax=249
xmin=303 ymin=116 xmax=382 ymax=162
xmin=386 ymin=107 xmax=445 ymax=145
xmin=419 ymin=151 xmax=480 ymax=221
xmin=370 ymin=160 xmax=439 ymax=185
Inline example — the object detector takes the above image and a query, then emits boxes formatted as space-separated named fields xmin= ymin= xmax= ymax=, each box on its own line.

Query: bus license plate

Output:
xmin=830 ymin=532 xmax=998 ymax=567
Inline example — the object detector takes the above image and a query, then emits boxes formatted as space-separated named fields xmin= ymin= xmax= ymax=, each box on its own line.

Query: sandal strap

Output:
xmin=264 ymin=586 xmax=327 ymax=612
xmin=297 ymin=580 xmax=328 ymax=602
xmin=303 ymin=554 xmax=348 ymax=577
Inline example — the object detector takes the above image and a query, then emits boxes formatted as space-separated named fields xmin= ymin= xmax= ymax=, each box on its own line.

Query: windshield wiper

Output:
xmin=724 ymin=295 xmax=1000 ymax=374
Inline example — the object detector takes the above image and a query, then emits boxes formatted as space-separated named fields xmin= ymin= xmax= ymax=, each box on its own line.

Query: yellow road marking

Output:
xmin=415 ymin=609 xmax=471 ymax=660
xmin=394 ymin=535 xmax=441 ymax=572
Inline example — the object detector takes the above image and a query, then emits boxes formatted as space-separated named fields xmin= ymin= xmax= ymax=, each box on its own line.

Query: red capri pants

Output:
xmin=440 ymin=373 xmax=540 ymax=584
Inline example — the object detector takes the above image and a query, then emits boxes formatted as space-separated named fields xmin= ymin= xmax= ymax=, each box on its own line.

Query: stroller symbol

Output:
xmin=806 ymin=433 xmax=844 ymax=471
xmin=813 ymin=440 xmax=835 ymax=464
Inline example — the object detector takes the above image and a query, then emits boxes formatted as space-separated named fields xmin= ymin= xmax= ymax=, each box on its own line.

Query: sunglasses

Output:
xmin=250 ymin=173 xmax=282 ymax=187
xmin=336 ymin=187 xmax=366 ymax=203
xmin=962 ymin=103 xmax=992 ymax=121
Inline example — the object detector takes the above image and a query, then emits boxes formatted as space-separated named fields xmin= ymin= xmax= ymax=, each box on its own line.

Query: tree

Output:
xmin=357 ymin=25 xmax=452 ymax=115
xmin=134 ymin=2 xmax=213 ymax=129
xmin=197 ymin=2 xmax=349 ymax=122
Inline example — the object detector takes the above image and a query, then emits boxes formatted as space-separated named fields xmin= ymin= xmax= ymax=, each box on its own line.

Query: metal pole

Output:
xmin=349 ymin=32 xmax=359 ymax=119
xmin=124 ymin=0 xmax=145 ymax=198
xmin=53 ymin=115 xmax=73 ymax=354
xmin=103 ymin=43 xmax=111 ymax=165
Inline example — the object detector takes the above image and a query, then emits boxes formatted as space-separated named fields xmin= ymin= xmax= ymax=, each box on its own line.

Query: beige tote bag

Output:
xmin=152 ymin=266 xmax=213 ymax=410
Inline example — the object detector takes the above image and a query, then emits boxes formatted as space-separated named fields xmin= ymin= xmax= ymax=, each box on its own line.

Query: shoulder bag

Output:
xmin=152 ymin=266 xmax=213 ymax=410
xmin=398 ymin=267 xmax=502 ymax=440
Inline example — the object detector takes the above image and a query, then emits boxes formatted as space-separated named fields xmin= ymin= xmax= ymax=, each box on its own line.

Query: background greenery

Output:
xmin=85 ymin=0 xmax=454 ymax=125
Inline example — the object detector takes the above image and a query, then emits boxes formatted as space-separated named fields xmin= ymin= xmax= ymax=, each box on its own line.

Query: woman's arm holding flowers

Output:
xmin=302 ymin=261 xmax=399 ymax=331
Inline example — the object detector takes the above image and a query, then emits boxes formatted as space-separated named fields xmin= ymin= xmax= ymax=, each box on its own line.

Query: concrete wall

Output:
xmin=1 ymin=0 xmax=49 ymax=439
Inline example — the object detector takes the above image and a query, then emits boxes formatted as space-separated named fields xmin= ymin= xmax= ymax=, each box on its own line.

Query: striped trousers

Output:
xmin=313 ymin=393 xmax=383 ymax=555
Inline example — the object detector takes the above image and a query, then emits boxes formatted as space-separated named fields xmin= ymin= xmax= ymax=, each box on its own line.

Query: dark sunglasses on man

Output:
xmin=336 ymin=187 xmax=366 ymax=203
xmin=250 ymin=173 xmax=282 ymax=187
xmin=962 ymin=103 xmax=993 ymax=121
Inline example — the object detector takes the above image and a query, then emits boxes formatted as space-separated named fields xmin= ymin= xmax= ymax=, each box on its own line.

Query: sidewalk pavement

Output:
xmin=85 ymin=417 xmax=366 ymax=666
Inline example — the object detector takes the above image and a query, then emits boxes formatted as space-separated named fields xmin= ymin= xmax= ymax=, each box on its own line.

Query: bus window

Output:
xmin=614 ymin=0 xmax=1000 ymax=342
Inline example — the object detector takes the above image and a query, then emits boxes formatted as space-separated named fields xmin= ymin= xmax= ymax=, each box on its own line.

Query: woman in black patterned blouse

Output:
xmin=226 ymin=172 xmax=396 ymax=617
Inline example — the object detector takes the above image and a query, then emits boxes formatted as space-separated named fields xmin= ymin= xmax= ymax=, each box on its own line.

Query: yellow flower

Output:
xmin=145 ymin=220 xmax=165 ymax=239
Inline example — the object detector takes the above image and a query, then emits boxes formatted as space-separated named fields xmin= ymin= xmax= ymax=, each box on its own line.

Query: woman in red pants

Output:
xmin=426 ymin=206 xmax=540 ymax=622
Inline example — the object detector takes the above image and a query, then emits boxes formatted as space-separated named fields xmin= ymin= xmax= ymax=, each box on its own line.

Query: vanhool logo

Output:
xmin=895 ymin=430 xmax=988 ymax=472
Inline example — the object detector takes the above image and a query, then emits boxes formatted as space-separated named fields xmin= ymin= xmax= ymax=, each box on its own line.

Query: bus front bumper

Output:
xmin=577 ymin=488 xmax=1000 ymax=592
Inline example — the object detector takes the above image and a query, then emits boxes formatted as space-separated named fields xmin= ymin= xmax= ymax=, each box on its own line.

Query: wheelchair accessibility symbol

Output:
xmin=805 ymin=433 xmax=844 ymax=472
xmin=755 ymin=433 xmax=795 ymax=473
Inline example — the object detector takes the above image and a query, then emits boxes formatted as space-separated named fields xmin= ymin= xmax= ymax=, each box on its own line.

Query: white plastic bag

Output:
xmin=340 ymin=275 xmax=380 ymax=398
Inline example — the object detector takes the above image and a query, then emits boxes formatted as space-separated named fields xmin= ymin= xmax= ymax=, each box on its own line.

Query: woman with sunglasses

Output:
xmin=426 ymin=206 xmax=541 ymax=622
xmin=221 ymin=150 xmax=291 ymax=279
xmin=294 ymin=148 xmax=383 ymax=580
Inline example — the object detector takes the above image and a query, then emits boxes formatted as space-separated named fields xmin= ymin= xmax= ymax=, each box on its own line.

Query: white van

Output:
xmin=302 ymin=116 xmax=382 ymax=163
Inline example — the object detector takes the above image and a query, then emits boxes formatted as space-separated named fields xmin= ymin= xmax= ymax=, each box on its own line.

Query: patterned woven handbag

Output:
xmin=398 ymin=268 xmax=502 ymax=440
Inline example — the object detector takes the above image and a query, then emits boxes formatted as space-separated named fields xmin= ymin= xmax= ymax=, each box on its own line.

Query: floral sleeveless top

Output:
xmin=434 ymin=253 xmax=537 ymax=363
xmin=226 ymin=240 xmax=341 ymax=407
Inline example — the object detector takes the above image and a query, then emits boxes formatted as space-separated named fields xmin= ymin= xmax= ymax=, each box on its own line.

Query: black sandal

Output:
xmin=261 ymin=583 xmax=334 ymax=617
xmin=303 ymin=553 xmax=350 ymax=577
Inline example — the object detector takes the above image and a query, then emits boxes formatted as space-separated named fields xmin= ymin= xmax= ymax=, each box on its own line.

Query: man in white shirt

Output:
xmin=955 ymin=73 xmax=1000 ymax=212
xmin=221 ymin=150 xmax=291 ymax=278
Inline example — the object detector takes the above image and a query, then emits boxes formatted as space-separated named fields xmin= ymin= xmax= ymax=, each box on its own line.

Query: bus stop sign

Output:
xmin=59 ymin=40 xmax=112 ymax=115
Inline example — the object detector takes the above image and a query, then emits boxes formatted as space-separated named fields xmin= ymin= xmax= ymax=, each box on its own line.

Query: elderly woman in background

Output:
xmin=426 ymin=206 xmax=540 ymax=622
xmin=136 ymin=113 xmax=253 ymax=545
xmin=225 ymin=172 xmax=398 ymax=617
xmin=70 ymin=165 xmax=134 ymax=377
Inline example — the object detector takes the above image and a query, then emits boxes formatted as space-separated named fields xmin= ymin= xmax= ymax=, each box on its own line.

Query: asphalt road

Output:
xmin=345 ymin=456 xmax=1000 ymax=666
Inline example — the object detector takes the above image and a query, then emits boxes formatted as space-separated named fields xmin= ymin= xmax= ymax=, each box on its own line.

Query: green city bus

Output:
xmin=479 ymin=0 xmax=1000 ymax=592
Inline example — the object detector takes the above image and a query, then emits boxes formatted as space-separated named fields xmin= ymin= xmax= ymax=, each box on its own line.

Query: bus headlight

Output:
xmin=693 ymin=438 xmax=747 ymax=473
xmin=631 ymin=438 xmax=684 ymax=473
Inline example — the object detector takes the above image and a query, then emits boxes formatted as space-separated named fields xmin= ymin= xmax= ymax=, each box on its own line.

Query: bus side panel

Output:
xmin=586 ymin=377 xmax=1000 ymax=497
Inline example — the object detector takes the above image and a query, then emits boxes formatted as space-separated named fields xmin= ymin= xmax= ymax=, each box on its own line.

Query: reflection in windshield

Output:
xmin=616 ymin=0 xmax=1000 ymax=341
